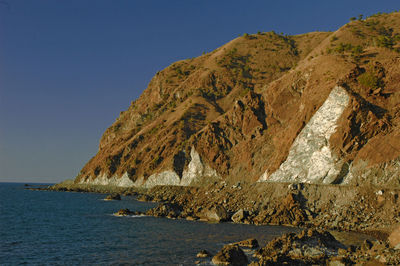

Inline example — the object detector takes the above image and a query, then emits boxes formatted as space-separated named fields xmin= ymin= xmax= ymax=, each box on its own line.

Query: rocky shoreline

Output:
xmin=38 ymin=181 xmax=400 ymax=265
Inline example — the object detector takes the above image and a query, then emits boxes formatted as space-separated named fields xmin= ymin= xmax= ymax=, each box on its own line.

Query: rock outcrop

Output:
xmin=104 ymin=193 xmax=121 ymax=201
xmin=201 ymin=205 xmax=229 ymax=222
xmin=114 ymin=208 xmax=143 ymax=216
xmin=233 ymin=238 xmax=259 ymax=249
xmin=196 ymin=250 xmax=212 ymax=258
xmin=255 ymin=229 xmax=345 ymax=264
xmin=212 ymin=244 xmax=248 ymax=266
xmin=254 ymin=229 xmax=400 ymax=265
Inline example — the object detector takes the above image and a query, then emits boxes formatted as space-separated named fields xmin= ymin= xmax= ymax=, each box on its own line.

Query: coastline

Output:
xmin=41 ymin=181 xmax=399 ymax=235
xmin=27 ymin=180 xmax=400 ymax=264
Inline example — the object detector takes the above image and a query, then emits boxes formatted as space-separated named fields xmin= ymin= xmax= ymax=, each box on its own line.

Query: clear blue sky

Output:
xmin=0 ymin=1 xmax=398 ymax=183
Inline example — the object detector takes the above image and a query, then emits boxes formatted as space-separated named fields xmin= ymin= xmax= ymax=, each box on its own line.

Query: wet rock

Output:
xmin=196 ymin=249 xmax=211 ymax=258
xmin=234 ymin=238 xmax=259 ymax=248
xmin=212 ymin=244 xmax=248 ymax=266
xmin=186 ymin=216 xmax=198 ymax=221
xmin=114 ymin=208 xmax=143 ymax=216
xmin=202 ymin=205 xmax=229 ymax=222
xmin=105 ymin=193 xmax=121 ymax=200
xmin=231 ymin=209 xmax=247 ymax=223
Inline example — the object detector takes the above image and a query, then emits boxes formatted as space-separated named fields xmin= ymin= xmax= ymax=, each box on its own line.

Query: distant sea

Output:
xmin=0 ymin=182 xmax=302 ymax=265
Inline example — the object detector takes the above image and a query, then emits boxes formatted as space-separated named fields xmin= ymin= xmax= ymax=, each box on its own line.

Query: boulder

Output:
xmin=146 ymin=203 xmax=182 ymax=218
xmin=231 ymin=209 xmax=247 ymax=223
xmin=114 ymin=208 xmax=136 ymax=216
xmin=196 ymin=249 xmax=211 ymax=258
xmin=212 ymin=244 xmax=248 ymax=266
xmin=256 ymin=229 xmax=346 ymax=265
xmin=234 ymin=238 xmax=259 ymax=248
xmin=388 ymin=225 xmax=400 ymax=248
xmin=203 ymin=205 xmax=229 ymax=222
xmin=105 ymin=193 xmax=121 ymax=201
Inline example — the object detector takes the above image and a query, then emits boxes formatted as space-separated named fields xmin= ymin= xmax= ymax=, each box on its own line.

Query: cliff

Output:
xmin=75 ymin=11 xmax=400 ymax=188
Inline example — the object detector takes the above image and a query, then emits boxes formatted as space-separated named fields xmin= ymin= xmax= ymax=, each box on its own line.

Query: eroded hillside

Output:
xmin=76 ymin=11 xmax=400 ymax=188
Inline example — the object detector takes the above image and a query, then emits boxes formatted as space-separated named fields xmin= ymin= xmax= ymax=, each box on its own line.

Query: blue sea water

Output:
xmin=0 ymin=183 xmax=302 ymax=265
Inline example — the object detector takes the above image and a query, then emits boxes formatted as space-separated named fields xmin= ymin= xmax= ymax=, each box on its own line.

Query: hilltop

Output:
xmin=74 ymin=11 xmax=400 ymax=189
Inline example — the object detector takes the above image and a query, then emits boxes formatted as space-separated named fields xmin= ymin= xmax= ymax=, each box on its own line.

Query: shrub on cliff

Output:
xmin=375 ymin=35 xmax=394 ymax=48
xmin=357 ymin=71 xmax=383 ymax=90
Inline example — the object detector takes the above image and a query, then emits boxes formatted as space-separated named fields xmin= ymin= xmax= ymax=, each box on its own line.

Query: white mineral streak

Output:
xmin=143 ymin=147 xmax=219 ymax=188
xmin=80 ymin=172 xmax=135 ymax=187
xmin=142 ymin=170 xmax=181 ymax=188
xmin=81 ymin=147 xmax=220 ymax=188
xmin=259 ymin=86 xmax=350 ymax=184
xmin=180 ymin=147 xmax=219 ymax=186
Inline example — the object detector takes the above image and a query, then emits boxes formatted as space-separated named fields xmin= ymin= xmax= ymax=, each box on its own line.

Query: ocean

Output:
xmin=0 ymin=182 xmax=302 ymax=265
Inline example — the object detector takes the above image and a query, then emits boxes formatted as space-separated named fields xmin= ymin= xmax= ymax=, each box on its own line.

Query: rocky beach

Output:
xmin=43 ymin=180 xmax=400 ymax=265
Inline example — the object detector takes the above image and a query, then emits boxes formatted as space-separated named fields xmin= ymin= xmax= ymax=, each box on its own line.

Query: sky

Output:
xmin=0 ymin=0 xmax=398 ymax=183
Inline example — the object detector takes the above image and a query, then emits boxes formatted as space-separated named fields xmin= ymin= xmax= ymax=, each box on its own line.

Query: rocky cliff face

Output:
xmin=75 ymin=11 xmax=400 ymax=188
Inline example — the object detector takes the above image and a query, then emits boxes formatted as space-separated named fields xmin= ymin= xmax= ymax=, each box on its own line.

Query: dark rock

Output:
xmin=234 ymin=238 xmax=259 ymax=248
xmin=137 ymin=194 xmax=154 ymax=202
xmin=212 ymin=244 xmax=248 ymax=266
xmin=105 ymin=193 xmax=121 ymax=201
xmin=196 ymin=249 xmax=211 ymax=258
xmin=123 ymin=191 xmax=137 ymax=196
xmin=114 ymin=208 xmax=141 ymax=216
xmin=347 ymin=245 xmax=357 ymax=253
xmin=361 ymin=239 xmax=373 ymax=250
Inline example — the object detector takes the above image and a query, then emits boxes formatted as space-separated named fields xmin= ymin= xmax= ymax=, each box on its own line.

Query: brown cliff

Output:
xmin=75 ymin=11 xmax=400 ymax=188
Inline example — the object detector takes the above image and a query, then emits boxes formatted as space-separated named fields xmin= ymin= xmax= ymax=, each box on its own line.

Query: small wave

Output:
xmin=127 ymin=215 xmax=147 ymax=218
xmin=111 ymin=213 xmax=147 ymax=218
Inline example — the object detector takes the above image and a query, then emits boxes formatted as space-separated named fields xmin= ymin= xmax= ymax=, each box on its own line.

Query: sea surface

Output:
xmin=0 ymin=183 xmax=371 ymax=265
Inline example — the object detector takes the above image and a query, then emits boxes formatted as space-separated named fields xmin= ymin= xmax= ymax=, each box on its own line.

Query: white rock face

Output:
xmin=143 ymin=147 xmax=220 ymax=188
xmin=142 ymin=171 xmax=181 ymax=188
xmin=180 ymin=148 xmax=219 ymax=186
xmin=80 ymin=172 xmax=135 ymax=187
xmin=259 ymin=86 xmax=350 ymax=184
xmin=80 ymin=147 xmax=220 ymax=188
xmin=343 ymin=157 xmax=400 ymax=186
